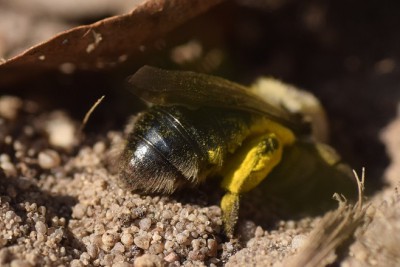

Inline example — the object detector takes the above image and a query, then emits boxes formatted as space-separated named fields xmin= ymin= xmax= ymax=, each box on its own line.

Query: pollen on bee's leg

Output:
xmin=220 ymin=133 xmax=283 ymax=194
xmin=221 ymin=192 xmax=240 ymax=238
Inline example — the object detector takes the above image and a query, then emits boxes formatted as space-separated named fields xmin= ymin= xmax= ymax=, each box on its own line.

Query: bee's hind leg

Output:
xmin=220 ymin=133 xmax=283 ymax=238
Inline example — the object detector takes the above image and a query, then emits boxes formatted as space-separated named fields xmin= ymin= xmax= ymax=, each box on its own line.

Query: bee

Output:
xmin=119 ymin=66 xmax=354 ymax=237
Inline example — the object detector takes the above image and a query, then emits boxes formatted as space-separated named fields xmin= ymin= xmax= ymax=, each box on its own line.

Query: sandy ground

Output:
xmin=0 ymin=95 xmax=400 ymax=267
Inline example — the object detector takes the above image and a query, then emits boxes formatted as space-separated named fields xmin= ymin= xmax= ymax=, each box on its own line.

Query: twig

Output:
xmin=80 ymin=95 xmax=105 ymax=133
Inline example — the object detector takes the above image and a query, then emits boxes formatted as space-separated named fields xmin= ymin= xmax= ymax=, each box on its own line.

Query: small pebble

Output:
xmin=0 ymin=159 xmax=17 ymax=177
xmin=0 ymin=96 xmax=22 ymax=120
xmin=207 ymin=239 xmax=218 ymax=257
xmin=38 ymin=149 xmax=61 ymax=169
xmin=121 ymin=233 xmax=134 ymax=246
xmin=254 ymin=226 xmax=264 ymax=238
xmin=134 ymin=234 xmax=150 ymax=249
xmin=188 ymin=213 xmax=196 ymax=221
xmin=152 ymin=232 xmax=162 ymax=242
xmin=291 ymin=234 xmax=307 ymax=249
xmin=80 ymin=252 xmax=90 ymax=265
xmin=86 ymin=244 xmax=99 ymax=258
xmin=148 ymin=243 xmax=164 ymax=255
xmin=93 ymin=142 xmax=106 ymax=154
xmin=139 ymin=218 xmax=152 ymax=231
xmin=102 ymin=254 xmax=114 ymax=266
xmin=188 ymin=250 xmax=205 ymax=261
xmin=192 ymin=239 xmax=206 ymax=251
xmin=176 ymin=233 xmax=188 ymax=245
xmin=164 ymin=252 xmax=179 ymax=263
xmin=112 ymin=262 xmax=132 ymax=267
xmin=164 ymin=240 xmax=174 ymax=250
xmin=161 ymin=210 xmax=173 ymax=220
xmin=35 ymin=221 xmax=47 ymax=234
xmin=10 ymin=259 xmax=33 ymax=267
xmin=70 ymin=259 xmax=83 ymax=267
xmin=102 ymin=232 xmax=116 ymax=248
xmin=112 ymin=242 xmax=125 ymax=254
xmin=72 ymin=203 xmax=87 ymax=219
xmin=134 ymin=254 xmax=163 ymax=267
xmin=45 ymin=113 xmax=75 ymax=149
xmin=5 ymin=210 xmax=16 ymax=220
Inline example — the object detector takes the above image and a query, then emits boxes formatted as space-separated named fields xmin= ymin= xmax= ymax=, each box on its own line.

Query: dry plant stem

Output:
xmin=284 ymin=169 xmax=367 ymax=267
xmin=80 ymin=95 xmax=105 ymax=133
xmin=353 ymin=167 xmax=365 ymax=211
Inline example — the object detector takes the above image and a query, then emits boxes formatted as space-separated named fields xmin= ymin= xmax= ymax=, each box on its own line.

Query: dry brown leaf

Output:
xmin=0 ymin=0 xmax=224 ymax=87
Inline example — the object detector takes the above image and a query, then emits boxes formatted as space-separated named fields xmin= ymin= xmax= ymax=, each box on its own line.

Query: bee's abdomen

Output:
xmin=119 ymin=107 xmax=206 ymax=194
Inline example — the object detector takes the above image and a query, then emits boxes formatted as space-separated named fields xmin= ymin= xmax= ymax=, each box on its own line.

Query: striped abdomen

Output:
xmin=119 ymin=105 xmax=251 ymax=194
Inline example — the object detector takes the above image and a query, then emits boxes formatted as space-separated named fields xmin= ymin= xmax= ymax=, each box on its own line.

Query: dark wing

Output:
xmin=127 ymin=66 xmax=309 ymax=135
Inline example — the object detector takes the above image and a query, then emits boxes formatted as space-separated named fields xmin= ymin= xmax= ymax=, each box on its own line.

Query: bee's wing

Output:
xmin=128 ymin=66 xmax=308 ymax=134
